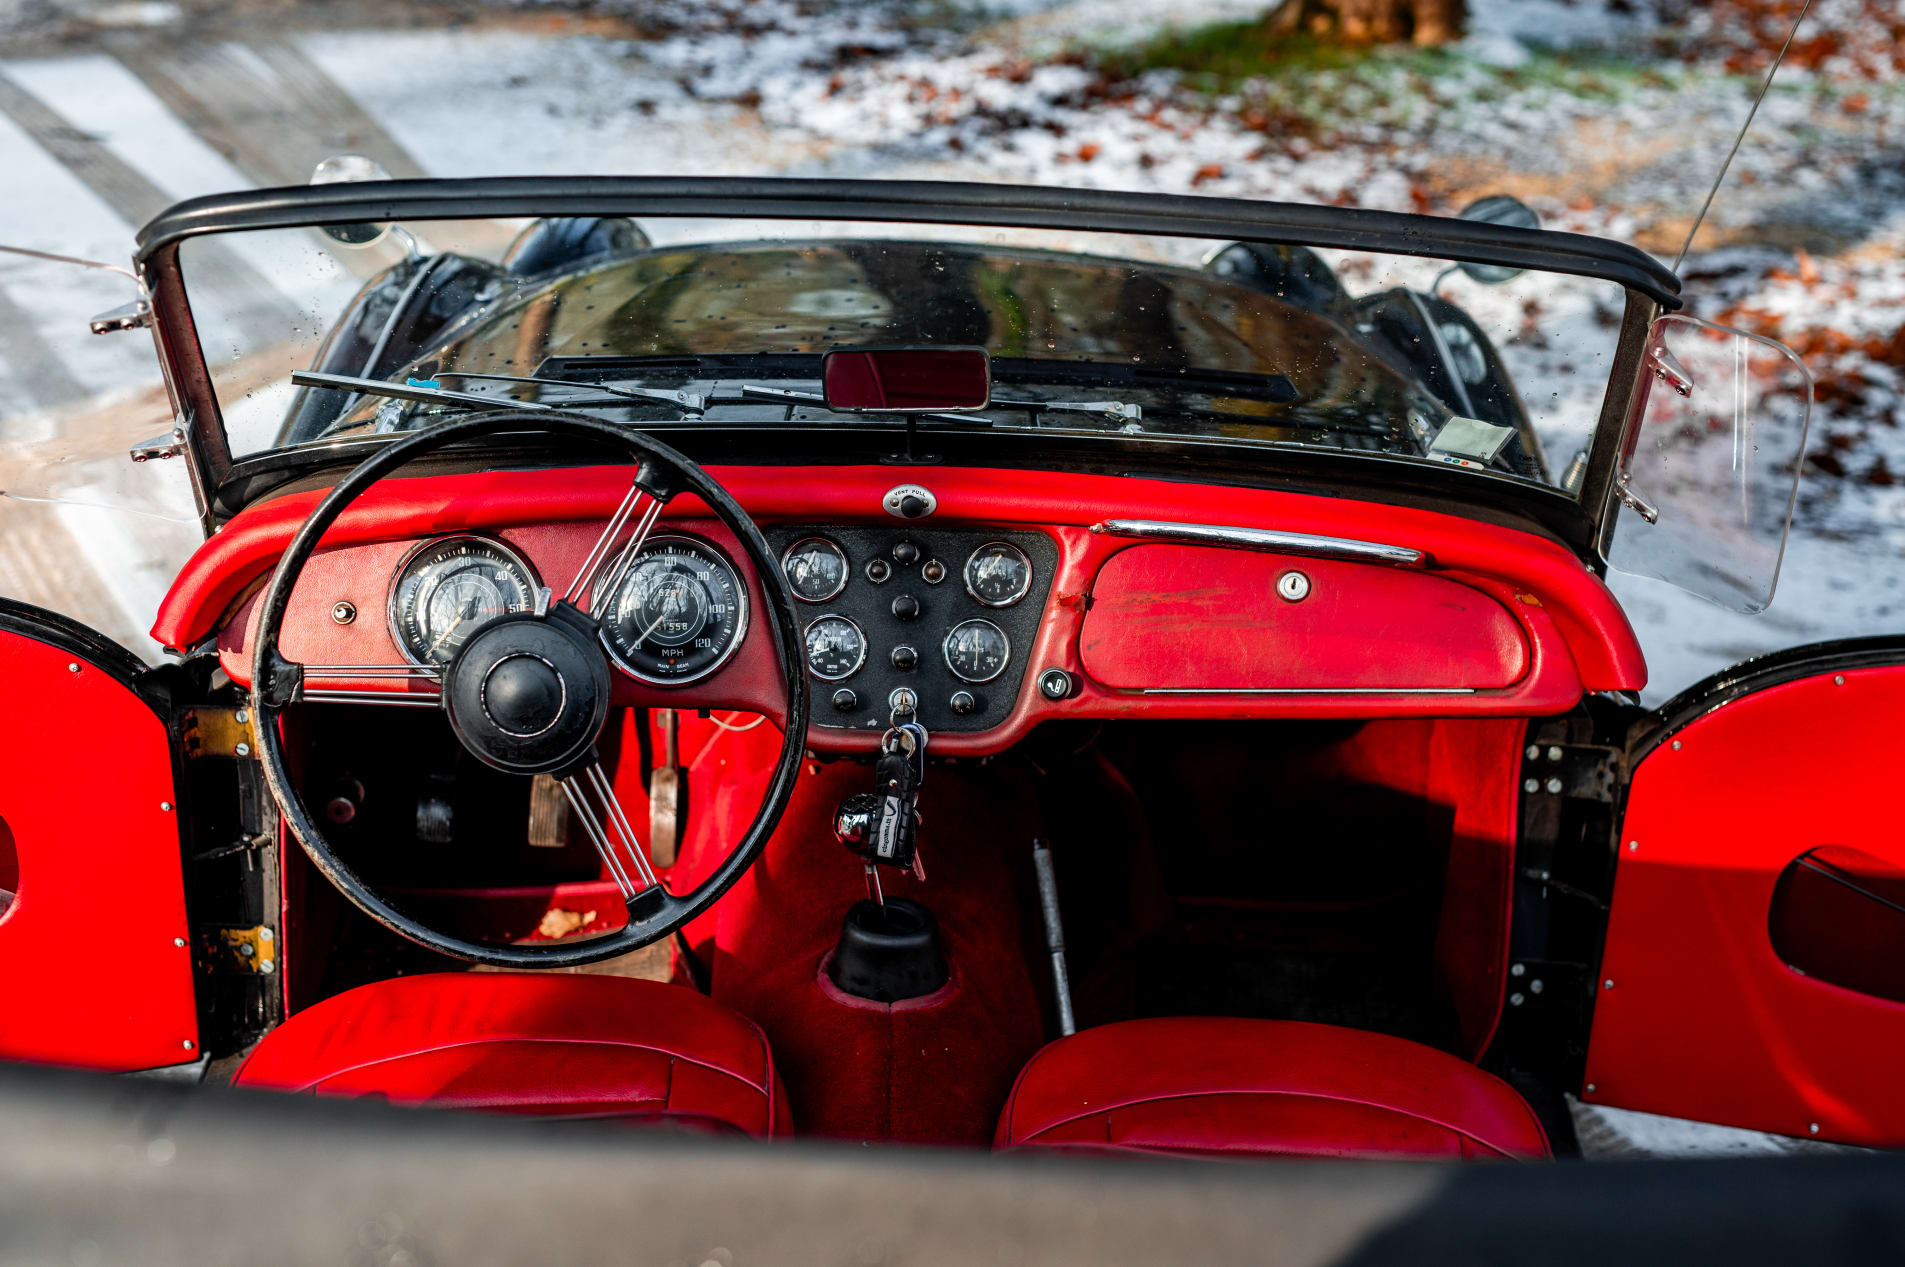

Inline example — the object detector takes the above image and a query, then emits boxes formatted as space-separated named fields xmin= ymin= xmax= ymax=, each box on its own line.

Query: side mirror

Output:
xmin=311 ymin=154 xmax=398 ymax=250
xmin=1455 ymin=195 xmax=1540 ymax=285
xmin=822 ymin=347 xmax=991 ymax=413
xmin=1606 ymin=314 xmax=1814 ymax=613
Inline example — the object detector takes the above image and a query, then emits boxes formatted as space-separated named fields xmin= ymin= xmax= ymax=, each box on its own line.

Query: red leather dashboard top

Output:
xmin=1080 ymin=544 xmax=1529 ymax=692
xmin=155 ymin=463 xmax=1645 ymax=753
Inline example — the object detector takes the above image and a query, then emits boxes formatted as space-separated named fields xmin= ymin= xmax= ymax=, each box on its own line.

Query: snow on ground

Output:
xmin=1 ymin=0 xmax=1902 ymax=700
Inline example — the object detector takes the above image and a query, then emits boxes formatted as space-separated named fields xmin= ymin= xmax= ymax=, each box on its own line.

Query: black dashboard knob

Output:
xmin=1038 ymin=668 xmax=1074 ymax=701
xmin=892 ymin=540 xmax=921 ymax=566
xmin=891 ymin=645 xmax=919 ymax=671
xmin=898 ymin=493 xmax=931 ymax=519
xmin=831 ymin=688 xmax=859 ymax=713
xmin=949 ymin=690 xmax=977 ymax=715
xmin=865 ymin=558 xmax=892 ymax=584
xmin=891 ymin=594 xmax=921 ymax=621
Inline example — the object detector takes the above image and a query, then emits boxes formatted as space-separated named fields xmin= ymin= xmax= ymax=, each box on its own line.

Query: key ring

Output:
xmin=881 ymin=726 xmax=918 ymax=757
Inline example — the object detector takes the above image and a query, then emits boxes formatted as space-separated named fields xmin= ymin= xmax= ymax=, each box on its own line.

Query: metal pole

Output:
xmin=1031 ymin=839 xmax=1076 ymax=1036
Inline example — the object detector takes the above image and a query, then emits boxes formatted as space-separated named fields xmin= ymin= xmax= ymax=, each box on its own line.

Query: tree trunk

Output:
xmin=1266 ymin=0 xmax=1468 ymax=46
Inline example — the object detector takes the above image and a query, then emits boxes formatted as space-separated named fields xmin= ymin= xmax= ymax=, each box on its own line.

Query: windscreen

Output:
xmin=175 ymin=213 xmax=1630 ymax=496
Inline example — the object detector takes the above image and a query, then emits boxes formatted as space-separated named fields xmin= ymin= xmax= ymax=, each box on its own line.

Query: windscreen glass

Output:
xmin=176 ymin=213 xmax=1629 ymax=495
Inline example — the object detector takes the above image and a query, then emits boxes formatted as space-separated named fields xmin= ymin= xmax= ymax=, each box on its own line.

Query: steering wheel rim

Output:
xmin=249 ymin=409 xmax=809 ymax=968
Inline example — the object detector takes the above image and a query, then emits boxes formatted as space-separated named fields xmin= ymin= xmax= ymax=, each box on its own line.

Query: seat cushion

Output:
xmin=233 ymin=973 xmax=790 ymax=1137
xmin=995 ymin=1018 xmax=1548 ymax=1161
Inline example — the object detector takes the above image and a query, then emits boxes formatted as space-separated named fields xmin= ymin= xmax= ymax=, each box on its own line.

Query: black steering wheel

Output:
xmin=250 ymin=409 xmax=809 ymax=968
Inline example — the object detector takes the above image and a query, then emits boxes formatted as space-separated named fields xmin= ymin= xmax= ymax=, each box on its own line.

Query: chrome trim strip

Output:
xmin=1139 ymin=687 xmax=1476 ymax=696
xmin=1089 ymin=520 xmax=1423 ymax=566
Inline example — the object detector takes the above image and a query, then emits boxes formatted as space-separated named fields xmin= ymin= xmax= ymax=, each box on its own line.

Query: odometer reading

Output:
xmin=803 ymin=615 xmax=867 ymax=682
xmin=964 ymin=542 xmax=1033 ymax=608
xmin=944 ymin=618 xmax=1010 ymax=683
xmin=389 ymin=535 xmax=538 ymax=666
xmin=600 ymin=536 xmax=748 ymax=685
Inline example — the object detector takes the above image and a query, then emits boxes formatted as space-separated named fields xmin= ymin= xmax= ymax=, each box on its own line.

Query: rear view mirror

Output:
xmin=311 ymin=154 xmax=396 ymax=249
xmin=1606 ymin=314 xmax=1814 ymax=613
xmin=822 ymin=347 xmax=991 ymax=413
xmin=1456 ymin=196 xmax=1540 ymax=284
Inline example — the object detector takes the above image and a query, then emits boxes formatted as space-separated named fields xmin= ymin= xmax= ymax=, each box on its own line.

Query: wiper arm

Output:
xmin=433 ymin=370 xmax=705 ymax=413
xmin=732 ymin=384 xmax=1142 ymax=426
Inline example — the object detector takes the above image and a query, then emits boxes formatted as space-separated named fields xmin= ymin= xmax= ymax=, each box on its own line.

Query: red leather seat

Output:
xmin=233 ymin=973 xmax=790 ymax=1137
xmin=996 ymin=1019 xmax=1549 ymax=1161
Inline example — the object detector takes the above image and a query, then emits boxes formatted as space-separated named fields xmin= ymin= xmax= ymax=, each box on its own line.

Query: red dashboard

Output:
xmin=156 ymin=463 xmax=1645 ymax=754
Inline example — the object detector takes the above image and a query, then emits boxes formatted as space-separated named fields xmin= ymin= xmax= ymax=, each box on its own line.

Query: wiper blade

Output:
xmin=292 ymin=370 xmax=550 ymax=413
xmin=433 ymin=370 xmax=705 ymax=413
xmin=733 ymin=384 xmax=1142 ymax=426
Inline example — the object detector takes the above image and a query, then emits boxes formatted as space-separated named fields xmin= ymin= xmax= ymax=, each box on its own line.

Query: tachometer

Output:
xmin=944 ymin=618 xmax=1010 ymax=683
xmin=600 ymin=536 xmax=748 ymax=685
xmin=963 ymin=542 xmax=1032 ymax=608
xmin=803 ymin=615 xmax=867 ymax=682
xmin=782 ymin=536 xmax=849 ymax=603
xmin=389 ymin=535 xmax=539 ymax=666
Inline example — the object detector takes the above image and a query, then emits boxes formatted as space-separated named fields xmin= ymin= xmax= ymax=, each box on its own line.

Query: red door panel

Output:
xmin=0 ymin=605 xmax=200 ymax=1071
xmin=1584 ymin=661 xmax=1905 ymax=1146
xmin=1080 ymin=544 xmax=1530 ymax=691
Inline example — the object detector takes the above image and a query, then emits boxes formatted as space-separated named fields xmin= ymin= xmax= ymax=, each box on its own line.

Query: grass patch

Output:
xmin=1099 ymin=18 xmax=1455 ymax=92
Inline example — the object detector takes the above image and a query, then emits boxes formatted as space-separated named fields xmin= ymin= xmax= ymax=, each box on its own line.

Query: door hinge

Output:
xmin=196 ymin=925 xmax=277 ymax=975
xmin=183 ymin=706 xmax=257 ymax=759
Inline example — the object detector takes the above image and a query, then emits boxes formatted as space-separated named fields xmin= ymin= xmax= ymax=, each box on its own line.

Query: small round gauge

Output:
xmin=964 ymin=541 xmax=1033 ymax=608
xmin=389 ymin=535 xmax=539 ymax=666
xmin=944 ymin=618 xmax=1010 ymax=684
xmin=600 ymin=536 xmax=748 ymax=685
xmin=781 ymin=536 xmax=849 ymax=603
xmin=804 ymin=615 xmax=867 ymax=682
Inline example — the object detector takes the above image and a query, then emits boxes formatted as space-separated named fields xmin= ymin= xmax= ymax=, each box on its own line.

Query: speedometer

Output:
xmin=599 ymin=536 xmax=748 ymax=684
xmin=389 ymin=535 xmax=539 ymax=666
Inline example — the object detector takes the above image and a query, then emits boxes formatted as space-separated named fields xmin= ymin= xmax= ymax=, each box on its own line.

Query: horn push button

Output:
xmin=442 ymin=610 xmax=611 ymax=776
xmin=482 ymin=654 xmax=565 ymax=736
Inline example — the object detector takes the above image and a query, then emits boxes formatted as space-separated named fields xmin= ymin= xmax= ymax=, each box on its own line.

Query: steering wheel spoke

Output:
xmin=564 ymin=476 xmax=668 ymax=616
xmin=559 ymin=757 xmax=661 ymax=904
xmin=296 ymin=662 xmax=444 ymax=707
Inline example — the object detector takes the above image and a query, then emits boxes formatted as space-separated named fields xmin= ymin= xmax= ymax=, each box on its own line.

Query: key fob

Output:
xmin=869 ymin=748 xmax=920 ymax=871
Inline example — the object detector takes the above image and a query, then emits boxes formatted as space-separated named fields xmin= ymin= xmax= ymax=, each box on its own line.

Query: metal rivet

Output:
xmin=331 ymin=600 xmax=357 ymax=625
xmin=1530 ymin=979 xmax=1544 ymax=994
xmin=1628 ymin=840 xmax=1639 ymax=852
xmin=67 ymin=662 xmax=81 ymax=674
xmin=1276 ymin=570 xmax=1311 ymax=602
xmin=1510 ymin=962 xmax=1526 ymax=977
xmin=235 ymin=709 xmax=250 ymax=724
xmin=1545 ymin=777 xmax=1564 ymax=794
xmin=1585 ymin=1083 xmax=1597 ymax=1094
xmin=1525 ymin=744 xmax=1540 ymax=760
xmin=159 ymin=801 xmax=173 ymax=812
xmin=181 ymin=1040 xmax=194 ymax=1051
xmin=1671 ymin=740 xmax=1682 ymax=750
xmin=1809 ymin=1122 xmax=1820 ymax=1134
xmin=259 ymin=928 xmax=274 ymax=943
xmin=1603 ymin=978 xmax=1615 ymax=990
xmin=173 ymin=937 xmax=186 ymax=948
xmin=261 ymin=960 xmax=276 ymax=974
xmin=1522 ymin=778 xmax=1539 ymax=794
xmin=234 ymin=743 xmax=251 ymax=758
xmin=1546 ymin=745 xmax=1563 ymax=761
xmin=238 ymin=943 xmax=255 ymax=958
xmin=1833 ymin=675 xmax=1845 ymax=686
xmin=1508 ymin=992 xmax=1525 ymax=1007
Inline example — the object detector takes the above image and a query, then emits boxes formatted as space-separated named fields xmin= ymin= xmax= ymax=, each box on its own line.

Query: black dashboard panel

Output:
xmin=766 ymin=525 xmax=1057 ymax=734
